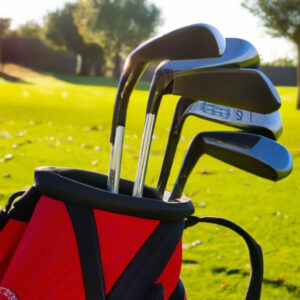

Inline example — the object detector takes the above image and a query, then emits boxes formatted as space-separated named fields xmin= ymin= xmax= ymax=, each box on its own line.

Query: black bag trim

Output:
xmin=7 ymin=187 xmax=41 ymax=223
xmin=0 ymin=210 xmax=9 ymax=231
xmin=35 ymin=167 xmax=194 ymax=221
xmin=66 ymin=203 xmax=106 ymax=300
xmin=107 ymin=220 xmax=184 ymax=300
xmin=150 ymin=284 xmax=164 ymax=300
xmin=185 ymin=216 xmax=263 ymax=300
xmin=169 ymin=280 xmax=185 ymax=300
xmin=5 ymin=191 xmax=26 ymax=212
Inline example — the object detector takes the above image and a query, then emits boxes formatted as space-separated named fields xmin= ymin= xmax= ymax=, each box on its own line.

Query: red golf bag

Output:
xmin=0 ymin=167 xmax=263 ymax=299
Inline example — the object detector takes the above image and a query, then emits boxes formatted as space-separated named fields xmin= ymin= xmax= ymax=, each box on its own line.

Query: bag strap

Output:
xmin=66 ymin=203 xmax=106 ymax=300
xmin=185 ymin=216 xmax=263 ymax=300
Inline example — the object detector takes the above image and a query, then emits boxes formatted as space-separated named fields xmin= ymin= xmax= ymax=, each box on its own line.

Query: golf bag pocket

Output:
xmin=0 ymin=188 xmax=40 ymax=280
xmin=0 ymin=167 xmax=194 ymax=300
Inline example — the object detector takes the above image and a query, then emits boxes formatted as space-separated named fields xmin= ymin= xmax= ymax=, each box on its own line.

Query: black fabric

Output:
xmin=150 ymin=284 xmax=164 ymax=300
xmin=6 ymin=187 xmax=41 ymax=223
xmin=66 ymin=203 xmax=106 ymax=300
xmin=108 ymin=220 xmax=184 ymax=300
xmin=35 ymin=167 xmax=194 ymax=221
xmin=5 ymin=190 xmax=26 ymax=212
xmin=169 ymin=280 xmax=186 ymax=300
xmin=0 ymin=210 xmax=9 ymax=231
xmin=185 ymin=216 xmax=263 ymax=300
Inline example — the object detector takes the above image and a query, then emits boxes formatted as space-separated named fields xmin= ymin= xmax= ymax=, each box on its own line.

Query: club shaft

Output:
xmin=168 ymin=150 xmax=200 ymax=201
xmin=157 ymin=119 xmax=184 ymax=195
xmin=107 ymin=126 xmax=124 ymax=193
xmin=108 ymin=60 xmax=146 ymax=193
xmin=133 ymin=114 xmax=156 ymax=197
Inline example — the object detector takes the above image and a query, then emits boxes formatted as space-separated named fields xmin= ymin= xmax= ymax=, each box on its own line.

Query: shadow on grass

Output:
xmin=182 ymin=259 xmax=198 ymax=265
xmin=0 ymin=71 xmax=30 ymax=84
xmin=52 ymin=72 xmax=151 ymax=91
xmin=211 ymin=267 xmax=300 ymax=295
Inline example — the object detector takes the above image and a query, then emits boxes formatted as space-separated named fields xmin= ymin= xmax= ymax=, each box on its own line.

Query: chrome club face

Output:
xmin=184 ymin=100 xmax=282 ymax=139
xmin=108 ymin=23 xmax=226 ymax=193
xmin=168 ymin=131 xmax=293 ymax=201
xmin=157 ymin=98 xmax=282 ymax=195
xmin=133 ymin=67 xmax=281 ymax=197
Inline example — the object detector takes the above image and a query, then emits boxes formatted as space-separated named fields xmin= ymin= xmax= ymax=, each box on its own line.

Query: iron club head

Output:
xmin=162 ymin=37 xmax=260 ymax=73
xmin=108 ymin=23 xmax=225 ymax=193
xmin=110 ymin=23 xmax=225 ymax=142
xmin=168 ymin=131 xmax=292 ymax=201
xmin=157 ymin=98 xmax=282 ymax=195
xmin=132 ymin=36 xmax=264 ymax=197
xmin=133 ymin=67 xmax=281 ymax=196
xmin=148 ymin=68 xmax=281 ymax=115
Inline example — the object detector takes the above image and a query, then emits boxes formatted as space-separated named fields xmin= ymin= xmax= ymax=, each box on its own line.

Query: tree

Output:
xmin=76 ymin=0 xmax=161 ymax=78
xmin=17 ymin=21 xmax=43 ymax=37
xmin=45 ymin=3 xmax=104 ymax=76
xmin=263 ymin=57 xmax=297 ymax=67
xmin=242 ymin=0 xmax=300 ymax=108
xmin=0 ymin=18 xmax=11 ymax=70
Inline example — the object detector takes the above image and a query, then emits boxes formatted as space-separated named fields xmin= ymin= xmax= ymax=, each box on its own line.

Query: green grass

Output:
xmin=0 ymin=67 xmax=299 ymax=299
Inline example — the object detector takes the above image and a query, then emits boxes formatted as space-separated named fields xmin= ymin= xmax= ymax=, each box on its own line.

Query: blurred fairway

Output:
xmin=0 ymin=65 xmax=299 ymax=299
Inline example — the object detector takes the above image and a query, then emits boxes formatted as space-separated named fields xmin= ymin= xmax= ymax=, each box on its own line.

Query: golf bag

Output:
xmin=0 ymin=167 xmax=263 ymax=300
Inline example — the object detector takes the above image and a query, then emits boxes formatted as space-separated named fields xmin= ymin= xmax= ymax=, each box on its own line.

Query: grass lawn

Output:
xmin=0 ymin=64 xmax=299 ymax=299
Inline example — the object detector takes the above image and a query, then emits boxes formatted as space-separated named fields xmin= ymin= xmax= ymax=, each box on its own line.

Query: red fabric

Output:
xmin=94 ymin=209 xmax=159 ymax=294
xmin=0 ymin=219 xmax=27 ymax=280
xmin=156 ymin=239 xmax=182 ymax=300
xmin=0 ymin=196 xmax=85 ymax=300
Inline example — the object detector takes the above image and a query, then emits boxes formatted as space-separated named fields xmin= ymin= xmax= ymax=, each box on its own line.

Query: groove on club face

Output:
xmin=108 ymin=23 xmax=225 ymax=193
xmin=168 ymin=131 xmax=292 ymax=201
xmin=157 ymin=99 xmax=282 ymax=195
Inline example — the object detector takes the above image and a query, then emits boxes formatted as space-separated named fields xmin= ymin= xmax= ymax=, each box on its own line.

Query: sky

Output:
xmin=1 ymin=0 xmax=296 ymax=63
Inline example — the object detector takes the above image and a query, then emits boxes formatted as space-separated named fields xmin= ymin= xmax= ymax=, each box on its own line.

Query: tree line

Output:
xmin=0 ymin=0 xmax=162 ymax=78
xmin=1 ymin=0 xmax=300 ymax=105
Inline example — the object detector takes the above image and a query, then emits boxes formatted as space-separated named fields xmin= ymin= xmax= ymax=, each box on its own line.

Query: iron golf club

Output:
xmin=133 ymin=68 xmax=281 ymax=197
xmin=168 ymin=131 xmax=292 ymax=201
xmin=157 ymin=98 xmax=282 ymax=195
xmin=163 ymin=37 xmax=260 ymax=72
xmin=108 ymin=23 xmax=225 ymax=193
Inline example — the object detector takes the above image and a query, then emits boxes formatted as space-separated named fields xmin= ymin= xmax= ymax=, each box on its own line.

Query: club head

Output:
xmin=135 ymin=39 xmax=272 ymax=197
xmin=130 ymin=23 xmax=225 ymax=62
xmin=111 ymin=23 xmax=225 ymax=142
xmin=109 ymin=23 xmax=225 ymax=193
xmin=162 ymin=37 xmax=260 ymax=73
xmin=157 ymin=98 xmax=282 ymax=195
xmin=146 ymin=38 xmax=261 ymax=116
xmin=184 ymin=100 xmax=282 ymax=139
xmin=169 ymin=131 xmax=292 ymax=200
xmin=164 ymin=69 xmax=281 ymax=115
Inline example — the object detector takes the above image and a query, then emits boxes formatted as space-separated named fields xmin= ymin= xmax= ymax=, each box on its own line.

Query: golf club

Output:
xmin=157 ymin=98 xmax=282 ymax=195
xmin=108 ymin=23 xmax=225 ymax=193
xmin=163 ymin=37 xmax=260 ymax=72
xmin=168 ymin=131 xmax=292 ymax=201
xmin=133 ymin=68 xmax=281 ymax=197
